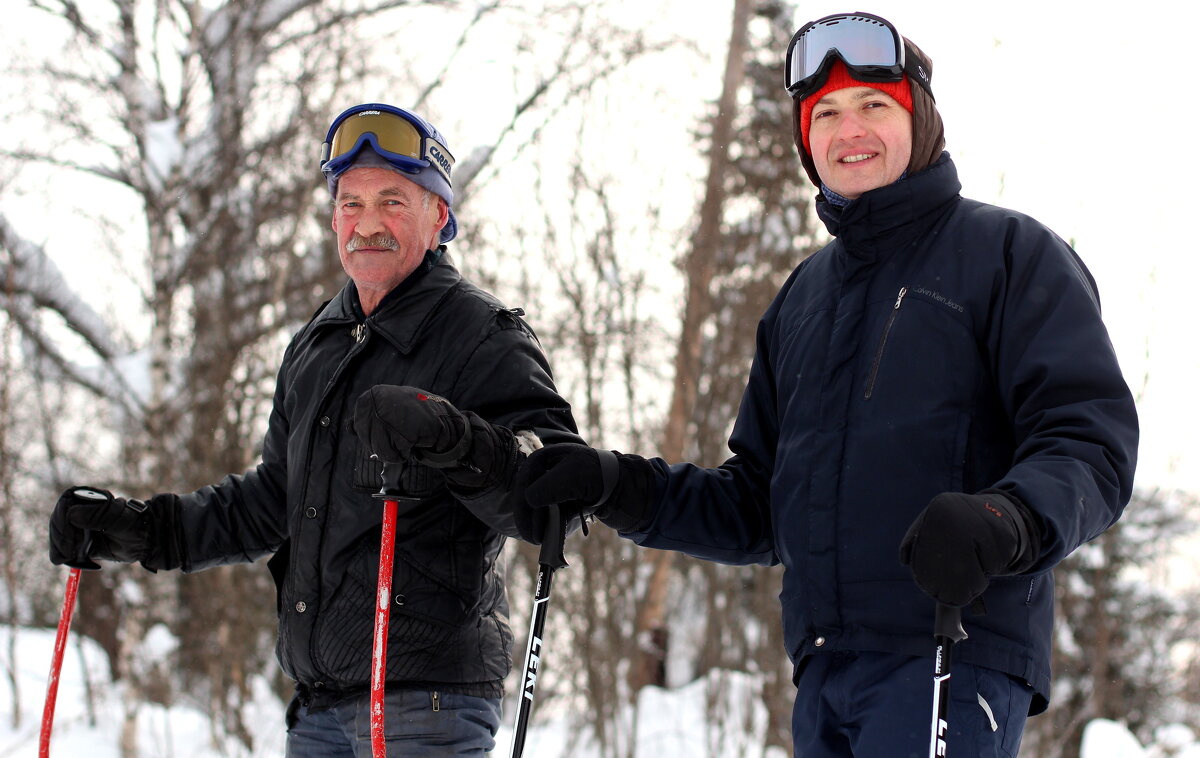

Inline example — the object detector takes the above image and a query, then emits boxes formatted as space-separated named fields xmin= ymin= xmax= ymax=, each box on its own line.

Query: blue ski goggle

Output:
xmin=785 ymin=12 xmax=933 ymax=101
xmin=319 ymin=104 xmax=455 ymax=186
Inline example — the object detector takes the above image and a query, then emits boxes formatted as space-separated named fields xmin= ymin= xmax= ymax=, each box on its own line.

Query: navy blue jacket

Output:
xmin=627 ymin=155 xmax=1137 ymax=713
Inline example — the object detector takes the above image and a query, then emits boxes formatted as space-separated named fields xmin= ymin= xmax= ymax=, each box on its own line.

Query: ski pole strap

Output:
xmin=594 ymin=449 xmax=619 ymax=510
xmin=413 ymin=421 xmax=474 ymax=468
xmin=934 ymin=603 xmax=967 ymax=644
xmin=538 ymin=503 xmax=568 ymax=570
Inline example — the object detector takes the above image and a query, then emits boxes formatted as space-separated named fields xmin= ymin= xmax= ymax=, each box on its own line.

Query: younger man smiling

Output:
xmin=799 ymin=60 xmax=913 ymax=202
xmin=509 ymin=12 xmax=1139 ymax=757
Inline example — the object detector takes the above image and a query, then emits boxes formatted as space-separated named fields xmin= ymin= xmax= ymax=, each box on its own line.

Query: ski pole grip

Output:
xmin=538 ymin=503 xmax=568 ymax=570
xmin=376 ymin=460 xmax=404 ymax=497
xmin=73 ymin=488 xmax=109 ymax=571
xmin=934 ymin=603 xmax=967 ymax=643
xmin=371 ymin=459 xmax=419 ymax=503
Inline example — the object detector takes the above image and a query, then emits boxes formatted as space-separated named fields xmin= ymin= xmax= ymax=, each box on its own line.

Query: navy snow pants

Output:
xmin=792 ymin=651 xmax=1033 ymax=758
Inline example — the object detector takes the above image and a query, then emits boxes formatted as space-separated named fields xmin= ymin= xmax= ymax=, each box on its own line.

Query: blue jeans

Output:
xmin=792 ymin=651 xmax=1033 ymax=758
xmin=285 ymin=688 xmax=502 ymax=757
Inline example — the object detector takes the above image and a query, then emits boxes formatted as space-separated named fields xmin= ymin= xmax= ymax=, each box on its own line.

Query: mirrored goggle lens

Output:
xmin=787 ymin=14 xmax=901 ymax=93
xmin=328 ymin=111 xmax=424 ymax=163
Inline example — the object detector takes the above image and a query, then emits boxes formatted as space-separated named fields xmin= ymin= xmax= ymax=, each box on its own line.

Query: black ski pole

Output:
xmin=928 ymin=603 xmax=968 ymax=758
xmin=509 ymin=504 xmax=568 ymax=758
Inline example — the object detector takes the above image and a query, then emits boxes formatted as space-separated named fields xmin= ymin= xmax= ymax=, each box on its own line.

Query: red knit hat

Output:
xmin=799 ymin=60 xmax=913 ymax=153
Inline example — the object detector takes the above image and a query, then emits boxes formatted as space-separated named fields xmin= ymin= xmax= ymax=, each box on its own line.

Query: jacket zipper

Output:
xmin=864 ymin=286 xmax=907 ymax=400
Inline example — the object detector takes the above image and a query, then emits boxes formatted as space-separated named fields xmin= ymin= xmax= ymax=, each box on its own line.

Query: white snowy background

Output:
xmin=3 ymin=0 xmax=1200 ymax=755
xmin=1 ymin=626 xmax=1193 ymax=757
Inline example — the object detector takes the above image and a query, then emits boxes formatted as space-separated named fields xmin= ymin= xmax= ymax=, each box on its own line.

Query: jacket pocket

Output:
xmin=312 ymin=538 xmax=469 ymax=685
xmin=864 ymin=286 xmax=908 ymax=399
xmin=267 ymin=539 xmax=290 ymax=615
xmin=479 ymin=611 xmax=515 ymax=681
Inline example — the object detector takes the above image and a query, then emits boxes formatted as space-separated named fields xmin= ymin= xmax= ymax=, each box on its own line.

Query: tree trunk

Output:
xmin=1 ymin=256 xmax=18 ymax=729
xmin=629 ymin=0 xmax=753 ymax=694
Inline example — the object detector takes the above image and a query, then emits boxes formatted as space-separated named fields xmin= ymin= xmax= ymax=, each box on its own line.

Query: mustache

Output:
xmin=345 ymin=233 xmax=400 ymax=252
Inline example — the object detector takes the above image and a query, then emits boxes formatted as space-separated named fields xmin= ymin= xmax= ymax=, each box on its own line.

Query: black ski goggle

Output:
xmin=785 ymin=12 xmax=933 ymax=101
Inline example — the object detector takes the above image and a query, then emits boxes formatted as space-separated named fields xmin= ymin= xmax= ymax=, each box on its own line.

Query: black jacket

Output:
xmin=164 ymin=250 xmax=580 ymax=700
xmin=627 ymin=155 xmax=1138 ymax=713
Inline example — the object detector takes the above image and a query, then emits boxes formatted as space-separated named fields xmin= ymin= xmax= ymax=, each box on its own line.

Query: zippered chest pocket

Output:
xmin=864 ymin=287 xmax=907 ymax=399
xmin=859 ymin=285 xmax=976 ymax=406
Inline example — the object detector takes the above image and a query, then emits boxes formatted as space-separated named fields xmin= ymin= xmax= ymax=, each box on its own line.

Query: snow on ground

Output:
xmin=494 ymin=669 xmax=789 ymax=758
xmin=1 ymin=627 xmax=285 ymax=758
xmin=1 ymin=625 xmax=1196 ymax=757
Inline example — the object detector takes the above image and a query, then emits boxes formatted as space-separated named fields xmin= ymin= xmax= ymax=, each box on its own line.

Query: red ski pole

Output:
xmin=39 ymin=567 xmax=81 ymax=758
xmin=42 ymin=487 xmax=106 ymax=757
xmin=370 ymin=461 xmax=411 ymax=758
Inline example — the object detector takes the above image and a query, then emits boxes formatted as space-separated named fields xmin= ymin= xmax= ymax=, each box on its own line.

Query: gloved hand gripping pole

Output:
xmin=41 ymin=487 xmax=108 ymax=757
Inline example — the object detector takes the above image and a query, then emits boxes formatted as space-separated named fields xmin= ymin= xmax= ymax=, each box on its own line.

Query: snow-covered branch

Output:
xmin=0 ymin=211 xmax=145 ymax=412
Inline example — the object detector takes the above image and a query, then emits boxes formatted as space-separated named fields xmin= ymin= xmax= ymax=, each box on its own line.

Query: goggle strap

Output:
xmin=902 ymin=47 xmax=934 ymax=100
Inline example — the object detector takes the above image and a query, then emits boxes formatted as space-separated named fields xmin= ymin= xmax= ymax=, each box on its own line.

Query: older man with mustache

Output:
xmin=49 ymin=103 xmax=582 ymax=756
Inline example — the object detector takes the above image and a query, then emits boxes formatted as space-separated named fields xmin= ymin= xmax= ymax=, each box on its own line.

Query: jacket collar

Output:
xmin=816 ymin=152 xmax=961 ymax=259
xmin=311 ymin=248 xmax=462 ymax=354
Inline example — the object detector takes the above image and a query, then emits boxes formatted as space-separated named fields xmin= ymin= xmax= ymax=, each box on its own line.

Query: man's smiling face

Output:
xmin=807 ymin=85 xmax=913 ymax=199
xmin=330 ymin=166 xmax=447 ymax=314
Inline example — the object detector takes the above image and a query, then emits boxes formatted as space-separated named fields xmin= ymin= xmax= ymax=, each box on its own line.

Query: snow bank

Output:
xmin=1082 ymin=719 xmax=1147 ymax=758
xmin=3 ymin=624 xmax=1197 ymax=757
xmin=0 ymin=627 xmax=285 ymax=757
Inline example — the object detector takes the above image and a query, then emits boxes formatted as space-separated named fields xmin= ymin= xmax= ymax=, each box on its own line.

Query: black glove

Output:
xmin=49 ymin=486 xmax=152 ymax=569
xmin=899 ymin=490 xmax=1040 ymax=608
xmin=353 ymin=385 xmax=518 ymax=492
xmin=514 ymin=443 xmax=656 ymax=544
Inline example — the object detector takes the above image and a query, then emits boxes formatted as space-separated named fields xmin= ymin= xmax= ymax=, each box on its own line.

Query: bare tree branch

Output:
xmin=0 ymin=215 xmax=126 ymax=362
